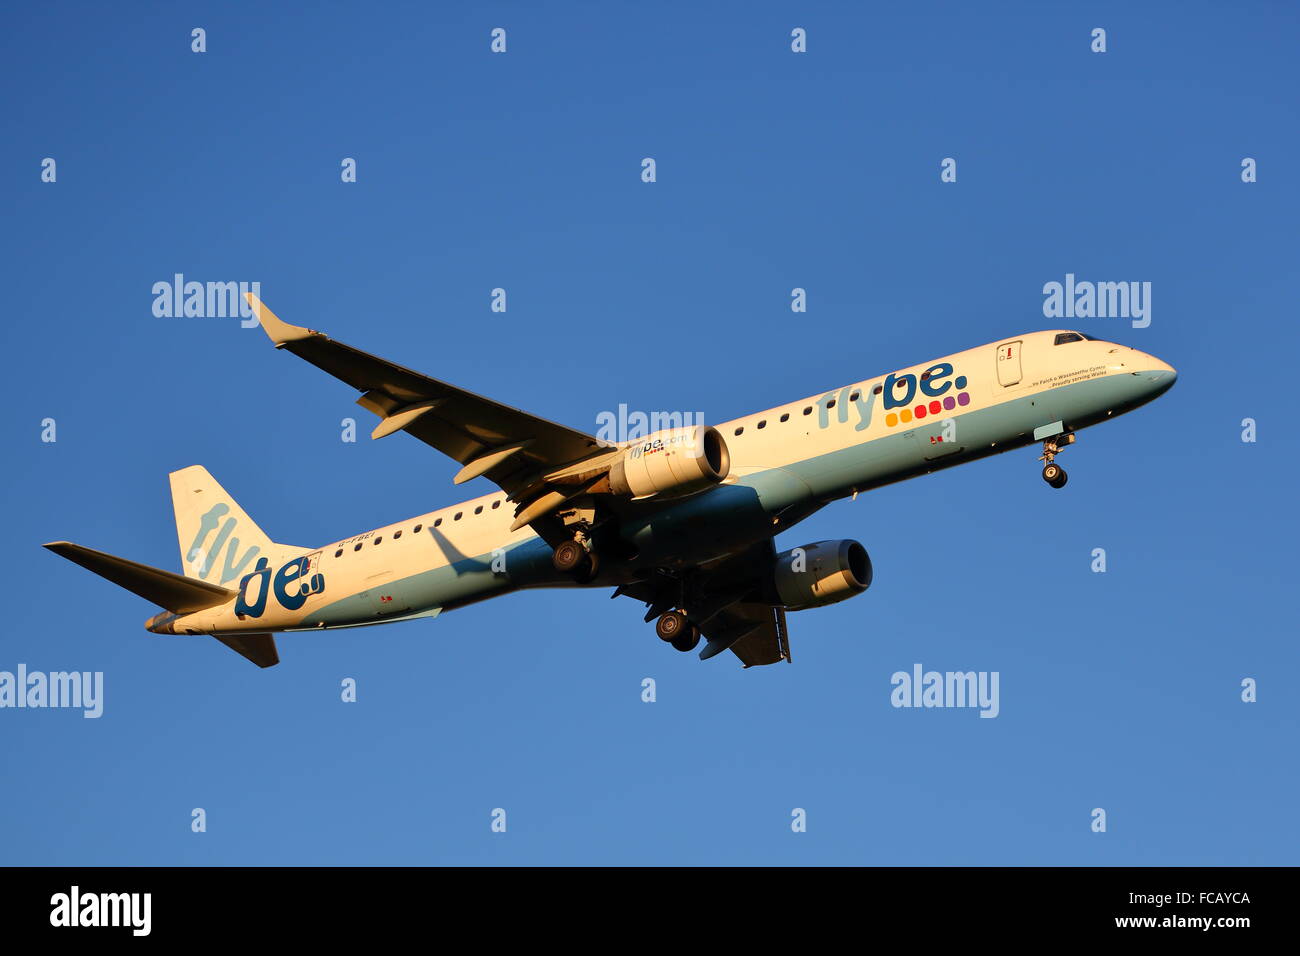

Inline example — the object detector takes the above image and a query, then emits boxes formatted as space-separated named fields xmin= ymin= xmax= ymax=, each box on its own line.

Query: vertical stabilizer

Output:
xmin=169 ymin=466 xmax=305 ymax=587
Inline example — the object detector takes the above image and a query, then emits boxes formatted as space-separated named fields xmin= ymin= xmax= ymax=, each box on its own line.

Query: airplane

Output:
xmin=45 ymin=295 xmax=1176 ymax=669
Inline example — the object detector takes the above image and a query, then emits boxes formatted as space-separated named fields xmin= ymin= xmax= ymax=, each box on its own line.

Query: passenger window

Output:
xmin=780 ymin=413 xmax=789 ymax=422
xmin=475 ymin=505 xmax=483 ymax=515
xmin=353 ymin=543 xmax=362 ymax=552
xmin=873 ymin=384 xmax=882 ymax=395
xmin=335 ymin=549 xmax=342 ymax=558
xmin=455 ymin=512 xmax=462 ymax=520
xmin=757 ymin=420 xmax=766 ymax=429
xmin=850 ymin=390 xmax=860 ymax=402
xmin=803 ymin=407 xmax=812 ymax=415
xmin=826 ymin=399 xmax=836 ymax=409
xmin=374 ymin=536 xmax=382 ymax=545
xmin=492 ymin=500 xmax=500 ymax=509
xmin=734 ymin=427 xmax=743 ymax=436
xmin=393 ymin=530 xmax=402 ymax=539
xmin=413 ymin=524 xmax=422 ymax=533
xmin=433 ymin=518 xmax=441 ymax=527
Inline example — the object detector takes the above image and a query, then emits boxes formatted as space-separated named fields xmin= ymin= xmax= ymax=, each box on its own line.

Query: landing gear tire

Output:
xmin=655 ymin=610 xmax=690 ymax=643
xmin=1042 ymin=463 xmax=1068 ymax=489
xmin=552 ymin=540 xmax=585 ymax=573
xmin=671 ymin=627 xmax=701 ymax=653
xmin=553 ymin=539 xmax=599 ymax=581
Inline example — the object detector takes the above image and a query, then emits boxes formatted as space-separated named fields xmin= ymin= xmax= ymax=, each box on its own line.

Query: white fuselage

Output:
xmin=152 ymin=331 xmax=1175 ymax=638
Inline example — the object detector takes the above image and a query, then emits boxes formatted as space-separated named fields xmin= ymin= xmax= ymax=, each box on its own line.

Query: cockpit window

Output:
xmin=1054 ymin=332 xmax=1084 ymax=345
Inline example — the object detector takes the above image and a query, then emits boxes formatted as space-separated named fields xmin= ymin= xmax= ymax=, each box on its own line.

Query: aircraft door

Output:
xmin=996 ymin=341 xmax=1023 ymax=386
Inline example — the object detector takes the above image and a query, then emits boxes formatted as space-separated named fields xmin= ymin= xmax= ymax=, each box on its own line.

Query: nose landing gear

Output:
xmin=1038 ymin=433 xmax=1075 ymax=489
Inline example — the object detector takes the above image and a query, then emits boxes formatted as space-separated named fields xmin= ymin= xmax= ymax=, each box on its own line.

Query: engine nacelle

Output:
xmin=773 ymin=539 xmax=872 ymax=611
xmin=608 ymin=425 xmax=730 ymax=499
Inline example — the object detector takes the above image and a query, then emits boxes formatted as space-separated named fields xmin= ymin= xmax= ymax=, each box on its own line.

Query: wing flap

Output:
xmin=726 ymin=606 xmax=790 ymax=667
xmin=699 ymin=603 xmax=789 ymax=666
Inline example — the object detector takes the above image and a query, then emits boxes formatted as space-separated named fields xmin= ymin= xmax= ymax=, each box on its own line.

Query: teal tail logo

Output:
xmin=185 ymin=503 xmax=261 ymax=585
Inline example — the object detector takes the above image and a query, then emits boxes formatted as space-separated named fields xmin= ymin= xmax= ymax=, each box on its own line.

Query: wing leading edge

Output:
xmin=245 ymin=294 xmax=612 ymax=499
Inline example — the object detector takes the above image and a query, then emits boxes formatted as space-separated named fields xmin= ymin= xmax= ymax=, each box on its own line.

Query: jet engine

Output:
xmin=773 ymin=539 xmax=872 ymax=611
xmin=608 ymin=425 xmax=730 ymax=499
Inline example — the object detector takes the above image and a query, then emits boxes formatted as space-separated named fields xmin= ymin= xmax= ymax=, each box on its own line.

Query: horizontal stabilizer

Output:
xmin=214 ymin=633 xmax=279 ymax=668
xmin=43 ymin=541 xmax=234 ymax=614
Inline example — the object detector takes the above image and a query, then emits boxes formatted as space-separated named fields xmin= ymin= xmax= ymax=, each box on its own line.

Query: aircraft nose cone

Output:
xmin=1141 ymin=363 xmax=1177 ymax=397
xmin=1131 ymin=350 xmax=1176 ymax=393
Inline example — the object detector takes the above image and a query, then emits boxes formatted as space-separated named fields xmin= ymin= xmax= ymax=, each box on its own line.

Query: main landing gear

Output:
xmin=552 ymin=538 xmax=600 ymax=582
xmin=655 ymin=609 xmax=701 ymax=653
xmin=1038 ymin=433 xmax=1075 ymax=489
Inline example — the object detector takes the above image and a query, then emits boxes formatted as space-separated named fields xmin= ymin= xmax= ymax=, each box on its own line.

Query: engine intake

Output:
xmin=608 ymin=425 xmax=730 ymax=499
xmin=773 ymin=539 xmax=872 ymax=611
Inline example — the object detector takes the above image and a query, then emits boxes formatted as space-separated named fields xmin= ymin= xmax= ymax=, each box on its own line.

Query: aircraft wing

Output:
xmin=245 ymin=294 xmax=613 ymax=498
xmin=616 ymin=539 xmax=792 ymax=667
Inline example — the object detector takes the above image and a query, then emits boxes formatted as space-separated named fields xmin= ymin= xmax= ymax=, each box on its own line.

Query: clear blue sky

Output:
xmin=3 ymin=1 xmax=1296 ymax=865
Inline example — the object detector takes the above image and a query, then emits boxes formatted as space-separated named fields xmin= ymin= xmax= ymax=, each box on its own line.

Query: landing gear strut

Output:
xmin=655 ymin=610 xmax=701 ymax=652
xmin=1038 ymin=433 xmax=1075 ymax=489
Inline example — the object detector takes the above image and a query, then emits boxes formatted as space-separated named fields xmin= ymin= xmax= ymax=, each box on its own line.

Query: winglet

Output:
xmin=244 ymin=292 xmax=318 ymax=347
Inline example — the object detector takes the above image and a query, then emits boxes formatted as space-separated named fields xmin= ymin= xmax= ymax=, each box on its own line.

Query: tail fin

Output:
xmin=43 ymin=541 xmax=233 ymax=614
xmin=169 ymin=466 xmax=305 ymax=586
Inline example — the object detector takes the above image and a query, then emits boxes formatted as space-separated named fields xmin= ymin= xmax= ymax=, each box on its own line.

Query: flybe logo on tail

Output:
xmin=186 ymin=503 xmax=261 ymax=585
